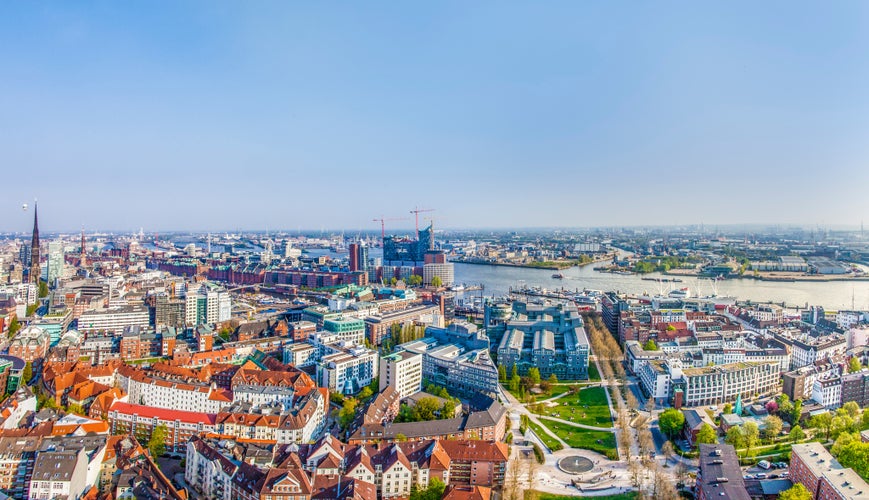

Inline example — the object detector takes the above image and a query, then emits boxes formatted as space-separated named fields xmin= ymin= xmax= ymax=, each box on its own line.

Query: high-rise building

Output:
xmin=47 ymin=241 xmax=64 ymax=285
xmin=348 ymin=243 xmax=369 ymax=273
xmin=29 ymin=204 xmax=40 ymax=284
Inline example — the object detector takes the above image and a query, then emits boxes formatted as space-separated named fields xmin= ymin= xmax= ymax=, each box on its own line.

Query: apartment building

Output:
xmin=379 ymin=350 xmax=423 ymax=399
xmin=78 ymin=306 xmax=150 ymax=334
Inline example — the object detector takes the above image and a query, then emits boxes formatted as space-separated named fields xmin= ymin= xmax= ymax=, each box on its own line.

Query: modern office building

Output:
xmin=493 ymin=300 xmax=590 ymax=380
xmin=379 ymin=350 xmax=423 ymax=399
xmin=47 ymin=241 xmax=64 ymax=286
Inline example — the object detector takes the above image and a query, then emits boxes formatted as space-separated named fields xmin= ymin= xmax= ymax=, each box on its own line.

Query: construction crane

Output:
xmin=372 ymin=216 xmax=408 ymax=242
xmin=409 ymin=207 xmax=435 ymax=233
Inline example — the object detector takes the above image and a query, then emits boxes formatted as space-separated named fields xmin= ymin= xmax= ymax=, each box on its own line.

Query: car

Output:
xmin=755 ymin=473 xmax=767 ymax=479
xmin=758 ymin=460 xmax=771 ymax=470
xmin=782 ymin=472 xmax=789 ymax=477
xmin=743 ymin=474 xmax=754 ymax=480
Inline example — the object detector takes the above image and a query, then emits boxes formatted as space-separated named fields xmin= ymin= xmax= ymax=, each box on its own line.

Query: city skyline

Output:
xmin=3 ymin=2 xmax=869 ymax=231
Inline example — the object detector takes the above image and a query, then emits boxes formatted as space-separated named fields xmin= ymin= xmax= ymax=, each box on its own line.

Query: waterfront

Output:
xmin=453 ymin=262 xmax=869 ymax=310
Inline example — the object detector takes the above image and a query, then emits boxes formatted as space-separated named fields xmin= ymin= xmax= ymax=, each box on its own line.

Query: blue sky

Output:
xmin=2 ymin=2 xmax=868 ymax=232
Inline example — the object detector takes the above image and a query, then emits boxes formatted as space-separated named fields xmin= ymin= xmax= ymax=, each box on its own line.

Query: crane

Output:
xmin=372 ymin=216 xmax=408 ymax=242
xmin=409 ymin=207 xmax=435 ymax=233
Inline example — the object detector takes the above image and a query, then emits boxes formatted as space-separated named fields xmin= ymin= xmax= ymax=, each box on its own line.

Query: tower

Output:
xmin=29 ymin=203 xmax=40 ymax=284
xmin=80 ymin=227 xmax=86 ymax=265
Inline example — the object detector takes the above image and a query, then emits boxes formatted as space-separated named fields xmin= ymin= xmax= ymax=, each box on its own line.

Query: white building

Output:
xmin=185 ymin=437 xmax=236 ymax=500
xmin=283 ymin=343 xmax=318 ymax=368
xmin=812 ymin=376 xmax=843 ymax=409
xmin=78 ymin=306 xmax=150 ymax=334
xmin=317 ymin=344 xmax=379 ymax=395
xmin=788 ymin=334 xmax=847 ymax=370
xmin=423 ymin=262 xmax=455 ymax=286
xmin=29 ymin=449 xmax=88 ymax=500
xmin=379 ymin=350 xmax=423 ymax=399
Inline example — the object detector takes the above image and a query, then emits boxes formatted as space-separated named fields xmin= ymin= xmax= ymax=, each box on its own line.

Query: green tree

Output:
xmin=842 ymin=401 xmax=860 ymax=419
xmin=723 ymin=403 xmax=732 ymax=415
xmin=148 ymin=424 xmax=168 ymax=457
xmin=395 ymin=433 xmax=407 ymax=442
xmin=831 ymin=415 xmax=855 ymax=440
xmin=528 ymin=367 xmax=541 ymax=386
xmin=742 ymin=422 xmax=760 ymax=452
xmin=409 ymin=478 xmax=445 ymax=500
xmin=696 ymin=423 xmax=718 ymax=447
xmin=509 ymin=374 xmax=520 ymax=393
xmin=26 ymin=304 xmax=38 ymax=317
xmin=862 ymin=410 xmax=869 ymax=430
xmin=498 ymin=364 xmax=507 ymax=382
xmin=836 ymin=440 xmax=869 ymax=480
xmin=511 ymin=364 xmax=518 ymax=379
xmin=763 ymin=415 xmax=783 ymax=441
xmin=6 ymin=316 xmax=20 ymax=339
xmin=440 ymin=401 xmax=455 ymax=420
xmin=407 ymin=275 xmax=423 ymax=287
xmin=792 ymin=399 xmax=803 ymax=424
xmin=66 ymin=403 xmax=85 ymax=415
xmin=778 ymin=394 xmax=793 ymax=419
xmin=22 ymin=362 xmax=33 ymax=385
xmin=358 ymin=387 xmax=373 ymax=400
xmin=659 ymin=408 xmax=686 ymax=438
xmin=548 ymin=373 xmax=558 ymax=384
xmin=430 ymin=276 xmax=442 ymax=288
xmin=778 ymin=483 xmax=812 ymax=500
xmin=413 ymin=397 xmax=441 ymax=421
xmin=642 ymin=339 xmax=658 ymax=351
xmin=38 ymin=281 xmax=48 ymax=298
xmin=790 ymin=425 xmax=806 ymax=442
xmin=832 ymin=432 xmax=859 ymax=456
xmin=811 ymin=411 xmax=834 ymax=440
xmin=851 ymin=357 xmax=863 ymax=373
xmin=339 ymin=397 xmax=358 ymax=430
xmin=725 ymin=426 xmax=744 ymax=449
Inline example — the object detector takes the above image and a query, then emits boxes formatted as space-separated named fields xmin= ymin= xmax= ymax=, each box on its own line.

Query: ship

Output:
xmin=552 ymin=273 xmax=564 ymax=279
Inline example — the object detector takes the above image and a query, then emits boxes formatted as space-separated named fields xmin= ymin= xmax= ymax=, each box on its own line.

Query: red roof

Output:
xmin=109 ymin=401 xmax=216 ymax=425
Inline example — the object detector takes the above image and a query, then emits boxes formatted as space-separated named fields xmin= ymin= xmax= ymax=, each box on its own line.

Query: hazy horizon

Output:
xmin=3 ymin=2 xmax=868 ymax=232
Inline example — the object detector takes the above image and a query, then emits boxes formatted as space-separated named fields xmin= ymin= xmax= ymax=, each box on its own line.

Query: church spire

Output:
xmin=29 ymin=202 xmax=40 ymax=284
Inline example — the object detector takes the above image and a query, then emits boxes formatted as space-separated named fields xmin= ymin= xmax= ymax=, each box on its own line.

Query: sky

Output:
xmin=2 ymin=2 xmax=869 ymax=233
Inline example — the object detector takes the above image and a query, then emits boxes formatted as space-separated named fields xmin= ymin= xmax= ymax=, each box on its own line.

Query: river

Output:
xmin=452 ymin=262 xmax=869 ymax=310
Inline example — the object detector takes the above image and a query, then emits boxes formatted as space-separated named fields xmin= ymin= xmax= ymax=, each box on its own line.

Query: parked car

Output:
xmin=758 ymin=460 xmax=771 ymax=470
xmin=743 ymin=474 xmax=754 ymax=480
xmin=755 ymin=473 xmax=767 ymax=479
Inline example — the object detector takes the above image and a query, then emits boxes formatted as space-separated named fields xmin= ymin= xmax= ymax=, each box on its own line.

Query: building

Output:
xmin=493 ymin=300 xmax=590 ymax=380
xmin=108 ymin=402 xmax=217 ymax=453
xmin=47 ymin=241 xmax=64 ymax=286
xmin=29 ymin=449 xmax=89 ymax=500
xmin=78 ymin=306 xmax=150 ymax=334
xmin=317 ymin=344 xmax=379 ymax=395
xmin=185 ymin=436 xmax=238 ymax=500
xmin=789 ymin=442 xmax=869 ymax=499
xmin=9 ymin=325 xmax=50 ymax=363
xmin=812 ymin=376 xmax=843 ymax=409
xmin=29 ymin=204 xmax=40 ymax=285
xmin=379 ymin=351 xmax=423 ymax=399
xmin=423 ymin=262 xmax=455 ymax=286
xmin=696 ymin=444 xmax=750 ymax=500
xmin=842 ymin=370 xmax=869 ymax=408
xmin=0 ymin=436 xmax=40 ymax=498
xmin=398 ymin=335 xmax=499 ymax=398
xmin=640 ymin=358 xmax=780 ymax=407
xmin=364 ymin=304 xmax=440 ymax=346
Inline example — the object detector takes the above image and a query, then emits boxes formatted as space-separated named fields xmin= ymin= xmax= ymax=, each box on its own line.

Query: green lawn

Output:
xmin=533 ymin=386 xmax=613 ymax=428
xmin=588 ymin=362 xmax=601 ymax=381
xmin=526 ymin=491 xmax=636 ymax=500
xmin=538 ymin=418 xmax=617 ymax=459
xmin=526 ymin=419 xmax=564 ymax=451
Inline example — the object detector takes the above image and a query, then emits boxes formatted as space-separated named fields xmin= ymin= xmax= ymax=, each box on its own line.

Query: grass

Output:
xmin=588 ymin=362 xmax=601 ymax=381
xmin=526 ymin=419 xmax=564 ymax=451
xmin=532 ymin=386 xmax=613 ymax=428
xmin=538 ymin=418 xmax=617 ymax=459
xmin=507 ymin=382 xmax=576 ymax=403
xmin=525 ymin=492 xmax=637 ymax=500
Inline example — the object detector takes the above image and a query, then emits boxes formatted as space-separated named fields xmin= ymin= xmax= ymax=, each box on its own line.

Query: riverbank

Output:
xmin=453 ymin=254 xmax=612 ymax=271
xmin=660 ymin=269 xmax=869 ymax=282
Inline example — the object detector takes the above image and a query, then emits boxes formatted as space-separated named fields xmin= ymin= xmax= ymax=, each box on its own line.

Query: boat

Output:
xmin=668 ymin=287 xmax=691 ymax=299
xmin=551 ymin=273 xmax=564 ymax=279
